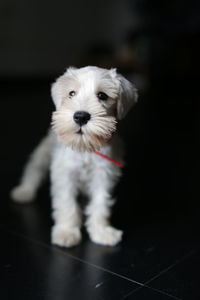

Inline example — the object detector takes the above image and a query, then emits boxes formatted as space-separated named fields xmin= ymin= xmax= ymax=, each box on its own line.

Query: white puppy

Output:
xmin=11 ymin=66 xmax=138 ymax=247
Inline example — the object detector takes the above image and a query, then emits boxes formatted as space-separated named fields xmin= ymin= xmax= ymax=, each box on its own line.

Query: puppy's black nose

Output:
xmin=73 ymin=111 xmax=91 ymax=126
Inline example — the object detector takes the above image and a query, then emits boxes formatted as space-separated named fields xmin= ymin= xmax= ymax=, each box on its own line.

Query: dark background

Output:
xmin=0 ymin=1 xmax=200 ymax=299
xmin=1 ymin=0 xmax=199 ymax=219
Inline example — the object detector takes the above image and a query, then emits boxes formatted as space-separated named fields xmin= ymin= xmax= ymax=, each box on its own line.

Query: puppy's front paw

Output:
xmin=51 ymin=225 xmax=82 ymax=248
xmin=88 ymin=226 xmax=123 ymax=246
xmin=10 ymin=185 xmax=35 ymax=203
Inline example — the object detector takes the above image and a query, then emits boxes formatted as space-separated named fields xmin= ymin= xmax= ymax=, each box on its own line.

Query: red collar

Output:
xmin=95 ymin=151 xmax=124 ymax=167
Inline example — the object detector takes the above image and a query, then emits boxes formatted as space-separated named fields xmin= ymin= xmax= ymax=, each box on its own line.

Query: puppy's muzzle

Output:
xmin=73 ymin=111 xmax=91 ymax=126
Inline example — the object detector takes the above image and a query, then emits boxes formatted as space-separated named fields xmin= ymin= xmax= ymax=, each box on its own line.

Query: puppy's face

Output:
xmin=51 ymin=66 xmax=137 ymax=152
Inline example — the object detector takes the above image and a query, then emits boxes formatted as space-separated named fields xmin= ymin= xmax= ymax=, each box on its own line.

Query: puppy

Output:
xmin=11 ymin=66 xmax=138 ymax=247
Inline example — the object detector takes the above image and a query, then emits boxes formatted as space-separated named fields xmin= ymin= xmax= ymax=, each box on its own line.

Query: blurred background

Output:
xmin=1 ymin=0 xmax=200 ymax=223
xmin=1 ymin=1 xmax=200 ymax=299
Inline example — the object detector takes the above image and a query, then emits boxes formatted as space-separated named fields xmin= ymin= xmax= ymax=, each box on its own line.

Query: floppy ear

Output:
xmin=51 ymin=80 xmax=63 ymax=109
xmin=116 ymin=74 xmax=138 ymax=120
xmin=51 ymin=67 xmax=77 ymax=109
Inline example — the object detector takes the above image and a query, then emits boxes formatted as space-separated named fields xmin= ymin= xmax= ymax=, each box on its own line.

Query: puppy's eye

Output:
xmin=97 ymin=92 xmax=108 ymax=101
xmin=69 ymin=91 xmax=76 ymax=97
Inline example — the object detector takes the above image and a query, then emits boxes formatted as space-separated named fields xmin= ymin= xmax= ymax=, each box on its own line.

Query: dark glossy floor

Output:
xmin=0 ymin=79 xmax=199 ymax=300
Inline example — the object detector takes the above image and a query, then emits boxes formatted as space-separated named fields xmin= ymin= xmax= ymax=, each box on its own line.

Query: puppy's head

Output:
xmin=51 ymin=66 xmax=137 ymax=152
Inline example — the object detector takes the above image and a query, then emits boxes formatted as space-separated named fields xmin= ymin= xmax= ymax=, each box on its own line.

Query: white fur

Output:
xmin=11 ymin=66 xmax=137 ymax=247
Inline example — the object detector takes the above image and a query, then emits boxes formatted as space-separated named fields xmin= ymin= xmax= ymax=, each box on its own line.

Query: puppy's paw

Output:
xmin=10 ymin=185 xmax=35 ymax=203
xmin=88 ymin=226 xmax=123 ymax=246
xmin=51 ymin=225 xmax=82 ymax=248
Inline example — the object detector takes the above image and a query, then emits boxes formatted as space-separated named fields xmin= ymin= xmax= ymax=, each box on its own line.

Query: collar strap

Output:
xmin=95 ymin=151 xmax=124 ymax=167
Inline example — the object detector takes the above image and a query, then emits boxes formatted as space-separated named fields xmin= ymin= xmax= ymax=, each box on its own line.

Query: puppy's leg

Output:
xmin=11 ymin=133 xmax=53 ymax=203
xmin=50 ymin=160 xmax=82 ymax=248
xmin=85 ymin=168 xmax=123 ymax=246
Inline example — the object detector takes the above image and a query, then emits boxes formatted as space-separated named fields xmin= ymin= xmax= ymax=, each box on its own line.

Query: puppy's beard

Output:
xmin=51 ymin=104 xmax=117 ymax=152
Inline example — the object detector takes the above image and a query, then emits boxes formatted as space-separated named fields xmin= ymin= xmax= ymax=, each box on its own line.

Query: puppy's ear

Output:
xmin=116 ymin=73 xmax=138 ymax=120
xmin=51 ymin=80 xmax=62 ymax=109
xmin=51 ymin=67 xmax=77 ymax=109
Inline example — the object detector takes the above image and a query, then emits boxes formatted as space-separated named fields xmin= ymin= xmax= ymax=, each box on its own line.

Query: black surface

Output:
xmin=148 ymin=249 xmax=200 ymax=300
xmin=0 ymin=229 xmax=140 ymax=300
xmin=0 ymin=80 xmax=200 ymax=300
